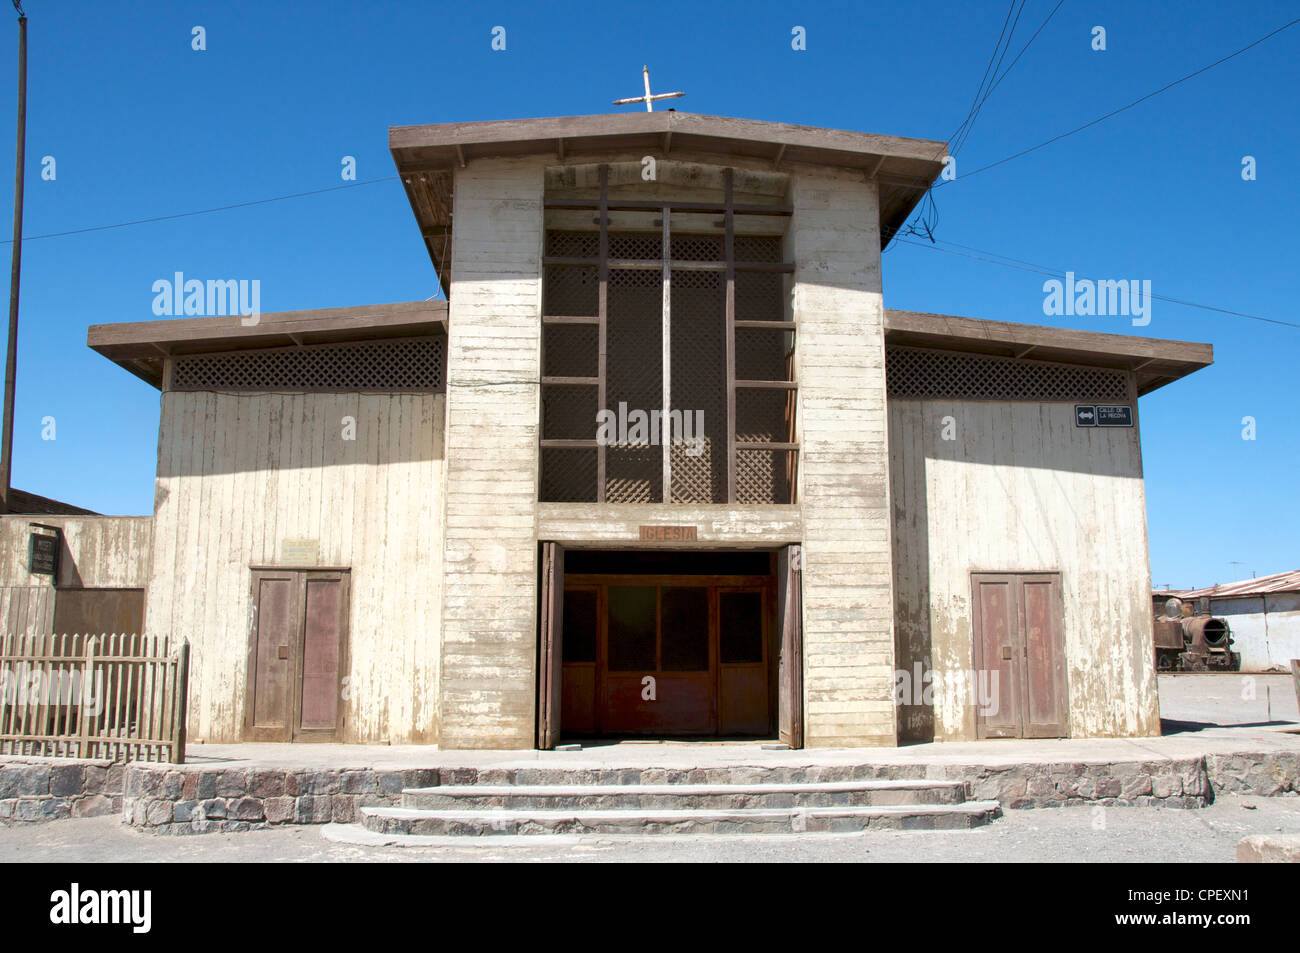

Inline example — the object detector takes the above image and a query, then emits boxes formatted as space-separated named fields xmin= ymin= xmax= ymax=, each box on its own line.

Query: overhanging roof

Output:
xmin=884 ymin=310 xmax=1213 ymax=396
xmin=390 ymin=112 xmax=949 ymax=291
xmin=87 ymin=301 xmax=447 ymax=389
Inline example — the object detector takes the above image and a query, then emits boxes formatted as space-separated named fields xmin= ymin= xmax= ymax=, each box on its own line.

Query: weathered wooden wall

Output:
xmin=147 ymin=391 xmax=444 ymax=744
xmin=439 ymin=157 xmax=545 ymax=750
xmin=791 ymin=169 xmax=898 ymax=747
xmin=888 ymin=397 xmax=1159 ymax=741
xmin=0 ymin=516 xmax=152 ymax=634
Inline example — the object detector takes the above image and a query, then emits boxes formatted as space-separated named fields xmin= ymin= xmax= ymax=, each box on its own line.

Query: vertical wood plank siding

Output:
xmin=888 ymin=396 xmax=1159 ymax=740
xmin=147 ymin=391 xmax=444 ymax=744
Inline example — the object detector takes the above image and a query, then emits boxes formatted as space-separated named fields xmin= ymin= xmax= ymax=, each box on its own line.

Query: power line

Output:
xmin=895 ymin=236 xmax=1300 ymax=330
xmin=971 ymin=0 xmax=1067 ymax=122
xmin=937 ymin=16 xmax=1300 ymax=187
xmin=0 ymin=175 xmax=398 ymax=245
xmin=948 ymin=2 xmax=1022 ymax=155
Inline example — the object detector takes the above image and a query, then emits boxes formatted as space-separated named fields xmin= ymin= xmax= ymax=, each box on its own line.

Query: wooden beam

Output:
xmin=772 ymin=143 xmax=786 ymax=168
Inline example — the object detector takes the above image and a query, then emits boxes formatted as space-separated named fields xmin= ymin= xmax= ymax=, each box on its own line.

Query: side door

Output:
xmin=971 ymin=573 xmax=1024 ymax=739
xmin=245 ymin=569 xmax=349 ymax=742
xmin=246 ymin=571 xmax=301 ymax=742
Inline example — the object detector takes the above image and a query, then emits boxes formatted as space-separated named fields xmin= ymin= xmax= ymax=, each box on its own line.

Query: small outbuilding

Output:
xmin=1157 ymin=571 xmax=1300 ymax=673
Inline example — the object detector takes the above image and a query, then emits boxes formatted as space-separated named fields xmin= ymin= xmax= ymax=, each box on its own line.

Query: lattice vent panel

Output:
xmin=737 ymin=448 xmax=795 ymax=505
xmin=171 ymin=337 xmax=444 ymax=392
xmin=540 ymin=448 xmax=597 ymax=503
xmin=670 ymin=269 xmax=725 ymax=503
xmin=605 ymin=268 xmax=663 ymax=503
xmin=735 ymin=270 xmax=784 ymax=322
xmin=735 ymin=236 xmax=784 ymax=263
xmin=546 ymin=231 xmax=599 ymax=258
xmin=543 ymin=324 xmax=598 ymax=379
xmin=886 ymin=347 xmax=1130 ymax=402
xmin=543 ymin=265 xmax=598 ymax=317
xmin=542 ymin=386 xmax=598 ymax=442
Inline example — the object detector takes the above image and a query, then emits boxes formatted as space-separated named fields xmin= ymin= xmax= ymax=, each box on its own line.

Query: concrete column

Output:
xmin=439 ymin=158 xmax=544 ymax=749
xmin=791 ymin=169 xmax=898 ymax=747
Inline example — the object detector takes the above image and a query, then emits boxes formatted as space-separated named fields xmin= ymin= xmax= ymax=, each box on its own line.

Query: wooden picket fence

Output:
xmin=0 ymin=633 xmax=189 ymax=763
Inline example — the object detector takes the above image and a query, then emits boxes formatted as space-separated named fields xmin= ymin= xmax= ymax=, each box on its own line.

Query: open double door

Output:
xmin=537 ymin=543 xmax=803 ymax=748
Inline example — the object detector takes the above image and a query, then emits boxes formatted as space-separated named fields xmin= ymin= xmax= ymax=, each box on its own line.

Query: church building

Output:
xmin=75 ymin=111 xmax=1212 ymax=749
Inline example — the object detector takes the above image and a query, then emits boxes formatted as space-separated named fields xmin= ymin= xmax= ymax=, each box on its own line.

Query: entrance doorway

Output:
xmin=244 ymin=569 xmax=350 ymax=742
xmin=536 ymin=547 xmax=803 ymax=745
xmin=970 ymin=571 xmax=1068 ymax=738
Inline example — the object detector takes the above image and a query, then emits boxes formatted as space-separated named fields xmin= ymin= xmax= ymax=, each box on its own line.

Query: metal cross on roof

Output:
xmin=612 ymin=66 xmax=684 ymax=112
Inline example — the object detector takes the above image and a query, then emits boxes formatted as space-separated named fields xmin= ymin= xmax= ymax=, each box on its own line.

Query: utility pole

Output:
xmin=0 ymin=3 xmax=26 ymax=514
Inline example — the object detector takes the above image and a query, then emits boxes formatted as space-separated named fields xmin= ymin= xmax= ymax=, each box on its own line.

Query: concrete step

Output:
xmin=401 ymin=778 xmax=970 ymax=811
xmin=360 ymin=800 xmax=1002 ymax=836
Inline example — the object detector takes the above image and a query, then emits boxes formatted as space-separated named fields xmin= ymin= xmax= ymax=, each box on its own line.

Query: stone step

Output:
xmin=433 ymin=764 xmax=939 ymax=787
xmin=360 ymin=801 xmax=1002 ymax=836
xmin=402 ymin=779 xmax=970 ymax=811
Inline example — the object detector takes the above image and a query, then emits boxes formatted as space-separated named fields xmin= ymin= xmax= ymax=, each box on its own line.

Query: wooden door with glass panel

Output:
xmin=561 ymin=574 xmax=772 ymax=737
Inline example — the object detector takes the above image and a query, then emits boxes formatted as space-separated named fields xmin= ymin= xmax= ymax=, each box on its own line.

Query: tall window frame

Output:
xmin=540 ymin=165 xmax=798 ymax=504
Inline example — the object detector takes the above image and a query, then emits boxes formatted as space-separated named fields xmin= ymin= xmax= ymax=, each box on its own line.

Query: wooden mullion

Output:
xmin=736 ymin=441 xmax=800 ymax=451
xmin=724 ymin=168 xmax=736 ymax=504
xmin=735 ymin=320 xmax=796 ymax=330
xmin=662 ymin=207 xmax=671 ymax=503
xmin=736 ymin=379 xmax=798 ymax=390
xmin=597 ymin=165 xmax=608 ymax=504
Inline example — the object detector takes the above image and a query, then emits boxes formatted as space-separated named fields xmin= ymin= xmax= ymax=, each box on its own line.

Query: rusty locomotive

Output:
xmin=1152 ymin=597 xmax=1240 ymax=672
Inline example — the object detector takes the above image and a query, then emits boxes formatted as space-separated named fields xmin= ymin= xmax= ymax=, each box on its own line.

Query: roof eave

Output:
xmin=883 ymin=309 xmax=1213 ymax=395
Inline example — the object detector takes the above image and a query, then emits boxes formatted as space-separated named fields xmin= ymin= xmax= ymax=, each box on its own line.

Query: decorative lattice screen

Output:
xmin=170 ymin=337 xmax=444 ymax=393
xmin=541 ymin=229 xmax=792 ymax=504
xmin=885 ymin=346 xmax=1130 ymax=402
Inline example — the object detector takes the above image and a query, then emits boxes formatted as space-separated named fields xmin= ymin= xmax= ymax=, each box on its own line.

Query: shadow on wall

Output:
xmin=154 ymin=392 xmax=446 ymax=480
xmin=890 ymin=400 xmax=1145 ymax=744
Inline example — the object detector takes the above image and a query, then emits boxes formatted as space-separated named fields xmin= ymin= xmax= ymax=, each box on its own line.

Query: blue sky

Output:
xmin=0 ymin=0 xmax=1295 ymax=589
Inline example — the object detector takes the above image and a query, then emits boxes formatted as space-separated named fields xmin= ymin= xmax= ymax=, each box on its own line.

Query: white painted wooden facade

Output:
xmin=44 ymin=113 xmax=1213 ymax=749
xmin=146 ymin=391 xmax=444 ymax=744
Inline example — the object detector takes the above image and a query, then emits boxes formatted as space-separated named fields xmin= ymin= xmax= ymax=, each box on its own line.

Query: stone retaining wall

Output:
xmin=6 ymin=748 xmax=1297 ymax=833
xmin=1205 ymin=751 xmax=1300 ymax=797
xmin=0 ymin=758 xmax=124 ymax=823
xmin=121 ymin=765 xmax=439 ymax=835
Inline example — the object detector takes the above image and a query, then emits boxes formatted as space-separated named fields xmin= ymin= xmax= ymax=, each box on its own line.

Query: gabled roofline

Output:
xmin=390 ymin=112 xmax=949 ymax=290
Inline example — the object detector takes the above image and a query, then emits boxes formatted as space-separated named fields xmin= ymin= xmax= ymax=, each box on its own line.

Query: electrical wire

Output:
xmin=936 ymin=16 xmax=1300 ymax=187
xmin=0 ymin=176 xmax=398 ymax=245
xmin=895 ymin=237 xmax=1300 ymax=330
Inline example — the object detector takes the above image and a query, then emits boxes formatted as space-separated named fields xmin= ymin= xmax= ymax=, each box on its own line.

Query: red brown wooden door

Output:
xmin=971 ymin=572 xmax=1066 ymax=739
xmin=559 ymin=571 xmax=774 ymax=739
xmin=246 ymin=570 xmax=349 ymax=742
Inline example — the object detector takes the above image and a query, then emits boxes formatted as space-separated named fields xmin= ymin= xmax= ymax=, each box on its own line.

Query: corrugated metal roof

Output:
xmin=1155 ymin=569 xmax=1300 ymax=600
